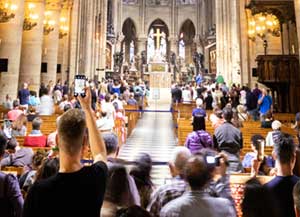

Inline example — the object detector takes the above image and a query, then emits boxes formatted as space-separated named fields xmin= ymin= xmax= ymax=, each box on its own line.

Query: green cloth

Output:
xmin=216 ymin=75 xmax=224 ymax=84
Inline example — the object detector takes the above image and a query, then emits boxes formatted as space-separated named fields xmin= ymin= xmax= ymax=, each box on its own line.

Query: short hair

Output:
xmin=273 ymin=133 xmax=296 ymax=164
xmin=0 ymin=131 xmax=8 ymax=157
xmin=251 ymin=134 xmax=265 ymax=151
xmin=184 ymin=155 xmax=212 ymax=190
xmin=293 ymin=181 xmax=300 ymax=211
xmin=6 ymin=137 xmax=18 ymax=150
xmin=170 ymin=147 xmax=191 ymax=175
xmin=57 ymin=109 xmax=86 ymax=156
xmin=196 ymin=98 xmax=203 ymax=107
xmin=32 ymin=117 xmax=42 ymax=130
xmin=105 ymin=94 xmax=111 ymax=102
xmin=271 ymin=120 xmax=282 ymax=130
xmin=13 ymin=100 xmax=19 ymax=108
xmin=63 ymin=104 xmax=72 ymax=112
xmin=102 ymin=133 xmax=118 ymax=155
xmin=222 ymin=107 xmax=233 ymax=121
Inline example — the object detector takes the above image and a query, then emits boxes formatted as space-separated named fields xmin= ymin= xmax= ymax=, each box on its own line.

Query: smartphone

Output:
xmin=74 ymin=75 xmax=87 ymax=97
xmin=206 ymin=155 xmax=222 ymax=167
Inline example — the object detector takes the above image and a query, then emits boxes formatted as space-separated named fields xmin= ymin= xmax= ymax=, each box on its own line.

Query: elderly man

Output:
xmin=160 ymin=155 xmax=236 ymax=217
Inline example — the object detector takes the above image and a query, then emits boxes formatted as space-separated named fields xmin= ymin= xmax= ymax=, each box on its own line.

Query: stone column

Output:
xmin=99 ymin=0 xmax=107 ymax=79
xmin=137 ymin=37 xmax=147 ymax=54
xmin=69 ymin=0 xmax=79 ymax=81
xmin=19 ymin=0 xmax=45 ymax=93
xmin=294 ymin=0 xmax=300 ymax=57
xmin=0 ymin=0 xmax=25 ymax=101
xmin=41 ymin=3 xmax=61 ymax=85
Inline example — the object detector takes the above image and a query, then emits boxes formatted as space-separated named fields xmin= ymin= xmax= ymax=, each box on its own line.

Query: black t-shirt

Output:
xmin=265 ymin=175 xmax=300 ymax=217
xmin=23 ymin=161 xmax=108 ymax=217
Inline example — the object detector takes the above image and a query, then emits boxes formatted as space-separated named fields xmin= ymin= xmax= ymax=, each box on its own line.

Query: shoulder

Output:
xmin=86 ymin=161 xmax=108 ymax=177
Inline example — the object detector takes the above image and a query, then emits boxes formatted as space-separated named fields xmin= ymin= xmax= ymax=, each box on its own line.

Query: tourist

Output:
xmin=182 ymin=85 xmax=192 ymax=104
xmin=192 ymin=98 xmax=206 ymax=131
xmin=209 ymin=107 xmax=224 ymax=129
xmin=213 ymin=107 xmax=243 ymax=172
xmin=101 ymin=94 xmax=116 ymax=130
xmin=261 ymin=110 xmax=273 ymax=128
xmin=293 ymin=181 xmax=300 ymax=217
xmin=258 ymin=88 xmax=272 ymax=122
xmin=102 ymin=164 xmax=137 ymax=217
xmin=185 ymin=128 xmax=213 ymax=155
xmin=28 ymin=91 xmax=40 ymax=107
xmin=3 ymin=94 xmax=13 ymax=110
xmin=159 ymin=155 xmax=236 ymax=217
xmin=97 ymin=111 xmax=114 ymax=132
xmin=241 ymin=178 xmax=280 ymax=217
xmin=112 ymin=80 xmax=121 ymax=96
xmin=28 ymin=117 xmax=43 ymax=136
xmin=265 ymin=120 xmax=282 ymax=147
xmin=130 ymin=153 xmax=154 ymax=208
xmin=7 ymin=100 xmax=23 ymax=121
xmin=58 ymin=94 xmax=73 ymax=111
xmin=23 ymin=88 xmax=108 ymax=217
xmin=62 ymin=81 xmax=69 ymax=96
xmin=37 ymin=88 xmax=54 ymax=115
xmin=0 ymin=132 xmax=24 ymax=217
xmin=204 ymin=90 xmax=213 ymax=110
xmin=245 ymin=87 xmax=259 ymax=121
xmin=171 ymin=84 xmax=182 ymax=103
xmin=11 ymin=113 xmax=27 ymax=137
xmin=18 ymin=82 xmax=30 ymax=110
xmin=237 ymin=104 xmax=248 ymax=122
xmin=0 ymin=137 xmax=33 ymax=168
xmin=264 ymin=134 xmax=299 ymax=217
xmin=147 ymin=147 xmax=191 ymax=217
xmin=34 ymin=157 xmax=59 ymax=182
xmin=127 ymin=93 xmax=138 ymax=105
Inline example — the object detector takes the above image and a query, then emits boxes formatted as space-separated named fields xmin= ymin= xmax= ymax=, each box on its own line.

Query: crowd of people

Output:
xmin=0 ymin=75 xmax=299 ymax=217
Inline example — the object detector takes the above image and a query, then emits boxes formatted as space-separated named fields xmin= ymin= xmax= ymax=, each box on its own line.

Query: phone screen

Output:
xmin=74 ymin=75 xmax=86 ymax=97
xmin=206 ymin=156 xmax=216 ymax=164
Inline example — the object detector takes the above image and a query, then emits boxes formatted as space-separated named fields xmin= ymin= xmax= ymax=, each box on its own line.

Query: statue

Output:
xmin=141 ymin=51 xmax=147 ymax=65
xmin=193 ymin=52 xmax=204 ymax=74
xmin=170 ymin=52 xmax=176 ymax=65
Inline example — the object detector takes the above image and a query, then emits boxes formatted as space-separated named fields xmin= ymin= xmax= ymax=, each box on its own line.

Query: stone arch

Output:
xmin=178 ymin=19 xmax=196 ymax=64
xmin=122 ymin=18 xmax=137 ymax=63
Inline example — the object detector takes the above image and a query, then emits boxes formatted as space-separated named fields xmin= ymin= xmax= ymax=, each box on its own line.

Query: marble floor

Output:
xmin=118 ymin=103 xmax=176 ymax=186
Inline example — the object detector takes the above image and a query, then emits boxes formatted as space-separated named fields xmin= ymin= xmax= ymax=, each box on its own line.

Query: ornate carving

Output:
xmin=146 ymin=0 xmax=170 ymax=6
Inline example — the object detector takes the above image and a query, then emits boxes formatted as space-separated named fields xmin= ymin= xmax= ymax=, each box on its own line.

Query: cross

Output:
xmin=153 ymin=28 xmax=162 ymax=50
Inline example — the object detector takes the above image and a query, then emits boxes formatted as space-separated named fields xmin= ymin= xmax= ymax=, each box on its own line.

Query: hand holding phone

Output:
xmin=74 ymin=75 xmax=87 ymax=97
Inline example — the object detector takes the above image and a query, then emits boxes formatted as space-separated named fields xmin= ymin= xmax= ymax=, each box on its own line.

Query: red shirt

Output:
xmin=7 ymin=109 xmax=23 ymax=121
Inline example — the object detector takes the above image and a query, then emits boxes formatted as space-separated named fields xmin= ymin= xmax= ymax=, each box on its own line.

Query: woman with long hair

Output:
xmin=11 ymin=113 xmax=27 ymax=137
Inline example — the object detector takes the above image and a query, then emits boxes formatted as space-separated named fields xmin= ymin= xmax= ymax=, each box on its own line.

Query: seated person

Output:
xmin=185 ymin=129 xmax=213 ymax=155
xmin=266 ymin=120 xmax=282 ymax=147
xmin=0 ymin=137 xmax=34 ymax=168
xmin=58 ymin=95 xmax=73 ymax=111
xmin=24 ymin=117 xmax=47 ymax=147
xmin=96 ymin=111 xmax=114 ymax=132
xmin=28 ymin=117 xmax=43 ymax=136
xmin=242 ymin=134 xmax=274 ymax=175
xmin=7 ymin=100 xmax=23 ymax=121
xmin=237 ymin=104 xmax=248 ymax=122
xmin=209 ymin=108 xmax=224 ymax=129
xmin=127 ymin=93 xmax=137 ymax=106
xmin=11 ymin=114 xmax=27 ymax=137
xmin=261 ymin=110 xmax=273 ymax=128
xmin=27 ymin=106 xmax=38 ymax=122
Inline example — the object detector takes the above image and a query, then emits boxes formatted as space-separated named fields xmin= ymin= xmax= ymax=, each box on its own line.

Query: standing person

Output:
xmin=0 ymin=131 xmax=24 ymax=217
xmin=62 ymin=81 xmax=69 ymax=96
xmin=258 ymin=88 xmax=272 ymax=122
xmin=160 ymin=155 xmax=236 ymax=217
xmin=18 ymin=82 xmax=30 ymax=110
xmin=37 ymin=88 xmax=54 ymax=115
xmin=257 ymin=134 xmax=299 ymax=217
xmin=213 ymin=108 xmax=243 ymax=172
xmin=192 ymin=98 xmax=206 ymax=131
xmin=23 ymin=88 xmax=108 ymax=217
xmin=171 ymin=84 xmax=182 ymax=103
xmin=3 ymin=94 xmax=13 ymax=110
xmin=245 ymin=87 xmax=259 ymax=121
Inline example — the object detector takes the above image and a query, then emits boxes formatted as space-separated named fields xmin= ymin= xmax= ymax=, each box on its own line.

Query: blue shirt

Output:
xmin=192 ymin=108 xmax=206 ymax=117
xmin=265 ymin=175 xmax=299 ymax=217
xmin=18 ymin=89 xmax=30 ymax=105
xmin=258 ymin=94 xmax=272 ymax=114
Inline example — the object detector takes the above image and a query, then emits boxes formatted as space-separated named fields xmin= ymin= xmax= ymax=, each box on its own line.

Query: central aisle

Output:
xmin=118 ymin=103 xmax=176 ymax=185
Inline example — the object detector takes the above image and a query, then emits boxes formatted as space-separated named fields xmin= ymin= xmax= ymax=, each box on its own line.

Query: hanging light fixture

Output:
xmin=59 ymin=16 xmax=69 ymax=39
xmin=43 ymin=11 xmax=55 ymax=35
xmin=248 ymin=12 xmax=280 ymax=41
xmin=0 ymin=1 xmax=17 ymax=23
xmin=23 ymin=3 xmax=39 ymax=31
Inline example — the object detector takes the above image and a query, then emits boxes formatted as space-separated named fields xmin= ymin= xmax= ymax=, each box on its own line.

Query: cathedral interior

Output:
xmin=0 ymin=0 xmax=299 ymax=112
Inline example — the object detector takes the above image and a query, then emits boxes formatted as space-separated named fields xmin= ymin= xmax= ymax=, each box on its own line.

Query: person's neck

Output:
xmin=276 ymin=163 xmax=293 ymax=177
xmin=59 ymin=152 xmax=83 ymax=173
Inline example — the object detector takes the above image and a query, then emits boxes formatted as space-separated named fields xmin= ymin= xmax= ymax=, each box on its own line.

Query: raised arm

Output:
xmin=78 ymin=88 xmax=107 ymax=163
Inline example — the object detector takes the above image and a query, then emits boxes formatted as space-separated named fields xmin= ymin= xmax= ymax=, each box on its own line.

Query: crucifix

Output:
xmin=153 ymin=28 xmax=162 ymax=50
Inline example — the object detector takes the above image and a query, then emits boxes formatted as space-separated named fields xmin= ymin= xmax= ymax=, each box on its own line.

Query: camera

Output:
xmin=205 ymin=155 xmax=222 ymax=167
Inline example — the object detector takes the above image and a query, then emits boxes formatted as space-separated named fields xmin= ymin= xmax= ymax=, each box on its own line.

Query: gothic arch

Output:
xmin=147 ymin=18 xmax=170 ymax=36
xmin=178 ymin=19 xmax=196 ymax=64
xmin=122 ymin=18 xmax=137 ymax=63
xmin=179 ymin=19 xmax=196 ymax=43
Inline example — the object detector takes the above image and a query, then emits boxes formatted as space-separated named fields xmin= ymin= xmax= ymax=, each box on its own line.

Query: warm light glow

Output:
xmin=60 ymin=17 xmax=67 ymax=22
xmin=29 ymin=14 xmax=39 ymax=20
xmin=0 ymin=1 xmax=18 ymax=22
xmin=48 ymin=20 xmax=55 ymax=25
xmin=45 ymin=11 xmax=52 ymax=16
xmin=248 ymin=12 xmax=280 ymax=40
xmin=10 ymin=4 xmax=17 ymax=11
xmin=28 ymin=3 xmax=35 ymax=9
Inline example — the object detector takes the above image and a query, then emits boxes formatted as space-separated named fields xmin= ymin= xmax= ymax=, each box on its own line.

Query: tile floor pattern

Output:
xmin=118 ymin=103 xmax=176 ymax=186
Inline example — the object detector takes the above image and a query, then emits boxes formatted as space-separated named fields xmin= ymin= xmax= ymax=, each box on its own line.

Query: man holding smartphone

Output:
xmin=23 ymin=87 xmax=108 ymax=217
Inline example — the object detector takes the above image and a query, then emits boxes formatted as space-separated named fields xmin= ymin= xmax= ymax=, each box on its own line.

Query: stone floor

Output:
xmin=118 ymin=103 xmax=176 ymax=186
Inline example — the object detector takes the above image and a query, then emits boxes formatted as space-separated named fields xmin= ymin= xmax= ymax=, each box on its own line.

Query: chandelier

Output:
xmin=23 ymin=3 xmax=38 ymax=31
xmin=43 ymin=11 xmax=55 ymax=35
xmin=248 ymin=13 xmax=281 ymax=41
xmin=0 ymin=1 xmax=17 ymax=23
xmin=59 ymin=17 xmax=69 ymax=39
